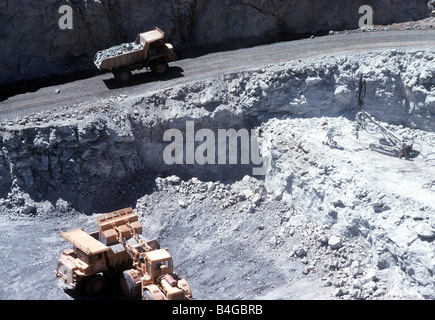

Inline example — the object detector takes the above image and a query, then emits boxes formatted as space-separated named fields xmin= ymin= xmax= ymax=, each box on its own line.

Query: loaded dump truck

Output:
xmin=94 ymin=27 xmax=176 ymax=83
xmin=55 ymin=207 xmax=192 ymax=300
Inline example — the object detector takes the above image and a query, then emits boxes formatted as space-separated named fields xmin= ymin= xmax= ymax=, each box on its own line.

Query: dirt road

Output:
xmin=1 ymin=30 xmax=434 ymax=121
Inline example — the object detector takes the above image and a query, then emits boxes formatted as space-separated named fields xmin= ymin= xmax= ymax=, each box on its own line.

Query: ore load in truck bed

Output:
xmin=94 ymin=42 xmax=143 ymax=69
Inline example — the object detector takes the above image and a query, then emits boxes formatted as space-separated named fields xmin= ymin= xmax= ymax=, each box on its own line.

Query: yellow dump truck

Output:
xmin=94 ymin=27 xmax=176 ymax=83
xmin=55 ymin=228 xmax=132 ymax=295
xmin=55 ymin=207 xmax=192 ymax=300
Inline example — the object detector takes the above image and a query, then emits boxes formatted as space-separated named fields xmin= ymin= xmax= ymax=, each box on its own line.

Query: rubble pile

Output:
xmin=128 ymin=115 xmax=434 ymax=300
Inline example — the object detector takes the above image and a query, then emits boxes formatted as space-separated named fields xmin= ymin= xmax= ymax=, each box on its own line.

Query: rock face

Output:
xmin=0 ymin=0 xmax=430 ymax=86
xmin=429 ymin=0 xmax=435 ymax=14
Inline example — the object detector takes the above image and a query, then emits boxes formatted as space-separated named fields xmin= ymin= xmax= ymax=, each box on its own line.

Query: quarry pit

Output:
xmin=0 ymin=32 xmax=434 ymax=300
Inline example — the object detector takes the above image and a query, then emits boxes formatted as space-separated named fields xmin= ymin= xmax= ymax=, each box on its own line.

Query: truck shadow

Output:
xmin=62 ymin=277 xmax=139 ymax=300
xmin=103 ymin=66 xmax=184 ymax=90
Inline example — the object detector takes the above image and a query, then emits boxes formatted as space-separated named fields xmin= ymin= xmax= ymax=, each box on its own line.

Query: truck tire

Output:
xmin=115 ymin=68 xmax=132 ymax=83
xmin=151 ymin=62 xmax=168 ymax=76
xmin=85 ymin=275 xmax=106 ymax=295
xmin=120 ymin=270 xmax=140 ymax=298
xmin=142 ymin=290 xmax=153 ymax=300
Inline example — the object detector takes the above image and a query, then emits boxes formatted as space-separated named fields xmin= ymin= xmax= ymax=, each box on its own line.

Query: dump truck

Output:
xmin=94 ymin=27 xmax=176 ymax=83
xmin=55 ymin=227 xmax=133 ymax=295
xmin=98 ymin=208 xmax=192 ymax=300
xmin=55 ymin=207 xmax=192 ymax=300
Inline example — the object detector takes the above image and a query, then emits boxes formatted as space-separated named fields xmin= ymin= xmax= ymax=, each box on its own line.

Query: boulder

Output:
xmin=328 ymin=235 xmax=342 ymax=250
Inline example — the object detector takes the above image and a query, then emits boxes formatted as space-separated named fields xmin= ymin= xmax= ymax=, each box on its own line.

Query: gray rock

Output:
xmin=335 ymin=288 xmax=344 ymax=297
xmin=323 ymin=279 xmax=332 ymax=287
xmin=293 ymin=246 xmax=307 ymax=258
xmin=350 ymin=260 xmax=363 ymax=276
xmin=328 ymin=210 xmax=338 ymax=219
xmin=21 ymin=204 xmax=36 ymax=215
xmin=56 ymin=199 xmax=71 ymax=213
xmin=373 ymin=202 xmax=391 ymax=213
xmin=363 ymin=268 xmax=378 ymax=282
xmin=317 ymin=235 xmax=329 ymax=245
xmin=94 ymin=42 xmax=143 ymax=68
xmin=251 ymin=194 xmax=263 ymax=206
xmin=415 ymin=222 xmax=435 ymax=240
xmin=178 ymin=200 xmax=188 ymax=208
xmin=302 ymin=266 xmax=310 ymax=275
xmin=332 ymin=200 xmax=345 ymax=208
xmin=269 ymin=236 xmax=277 ymax=248
xmin=167 ymin=175 xmax=181 ymax=185
xmin=349 ymin=289 xmax=362 ymax=299
xmin=328 ymin=236 xmax=342 ymax=250
xmin=363 ymin=280 xmax=378 ymax=294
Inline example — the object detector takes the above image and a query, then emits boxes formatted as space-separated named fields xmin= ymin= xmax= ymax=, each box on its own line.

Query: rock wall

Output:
xmin=0 ymin=0 xmax=430 ymax=86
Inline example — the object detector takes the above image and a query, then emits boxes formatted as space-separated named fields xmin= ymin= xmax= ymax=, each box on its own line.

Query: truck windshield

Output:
xmin=75 ymin=248 xmax=89 ymax=263
xmin=154 ymin=259 xmax=170 ymax=271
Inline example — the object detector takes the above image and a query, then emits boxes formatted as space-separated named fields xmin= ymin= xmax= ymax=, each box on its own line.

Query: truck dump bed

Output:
xmin=60 ymin=228 xmax=109 ymax=255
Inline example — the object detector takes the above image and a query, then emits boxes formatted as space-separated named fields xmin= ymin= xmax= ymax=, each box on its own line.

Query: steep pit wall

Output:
xmin=0 ymin=49 xmax=434 ymax=213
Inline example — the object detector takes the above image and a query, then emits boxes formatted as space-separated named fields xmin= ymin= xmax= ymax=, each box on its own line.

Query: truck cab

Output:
xmin=140 ymin=249 xmax=191 ymax=300
xmin=143 ymin=249 xmax=173 ymax=280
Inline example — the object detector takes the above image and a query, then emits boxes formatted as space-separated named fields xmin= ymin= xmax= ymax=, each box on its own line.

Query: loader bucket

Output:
xmin=97 ymin=207 xmax=143 ymax=245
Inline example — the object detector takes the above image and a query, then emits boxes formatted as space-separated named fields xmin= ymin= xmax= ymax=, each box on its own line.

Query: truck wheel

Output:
xmin=85 ymin=275 xmax=106 ymax=295
xmin=142 ymin=290 xmax=153 ymax=300
xmin=152 ymin=62 xmax=168 ymax=76
xmin=115 ymin=68 xmax=132 ymax=83
xmin=119 ymin=270 xmax=140 ymax=298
